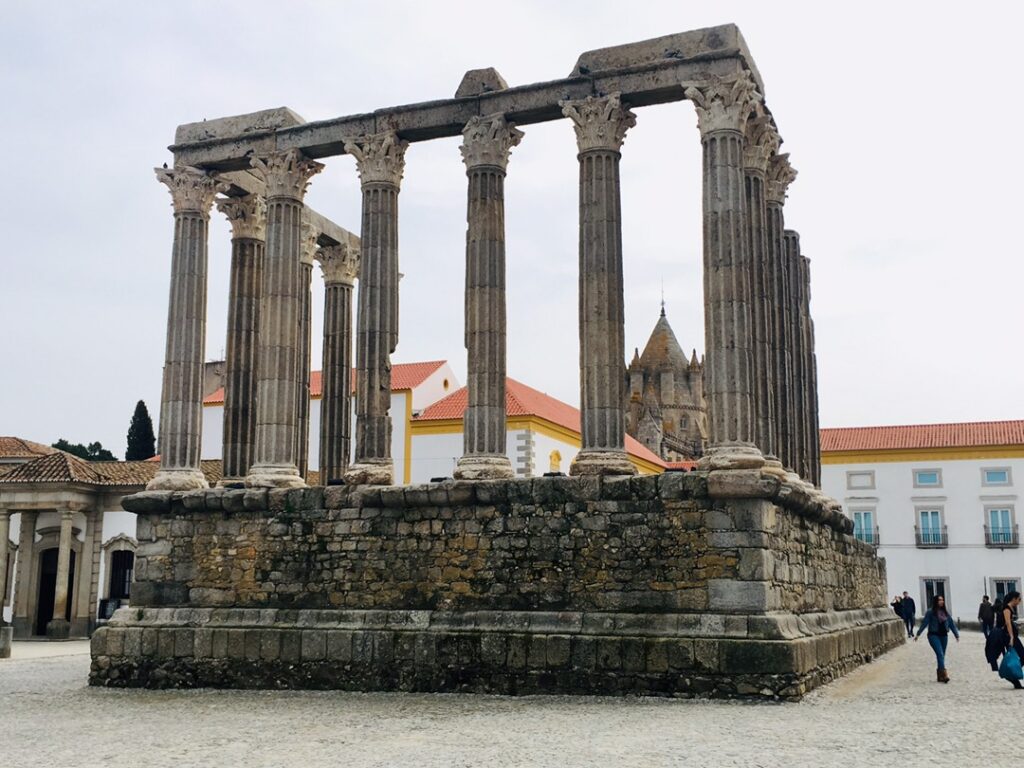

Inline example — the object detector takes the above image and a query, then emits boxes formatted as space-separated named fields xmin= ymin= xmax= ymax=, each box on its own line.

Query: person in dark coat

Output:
xmin=891 ymin=595 xmax=903 ymax=617
xmin=914 ymin=594 xmax=959 ymax=682
xmin=978 ymin=595 xmax=996 ymax=638
xmin=900 ymin=591 xmax=917 ymax=638
xmin=996 ymin=591 xmax=1024 ymax=689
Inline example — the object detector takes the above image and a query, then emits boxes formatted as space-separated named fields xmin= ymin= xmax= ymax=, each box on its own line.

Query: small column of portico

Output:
xmin=246 ymin=149 xmax=324 ymax=488
xmin=316 ymin=242 xmax=360 ymax=484
xmin=343 ymin=132 xmax=408 ymax=486
xmin=46 ymin=508 xmax=74 ymax=639
xmin=561 ymin=93 xmax=637 ymax=476
xmin=12 ymin=511 xmax=37 ymax=637
xmin=765 ymin=154 xmax=797 ymax=472
xmin=215 ymin=193 xmax=266 ymax=483
xmin=149 ymin=166 xmax=226 ymax=491
xmin=743 ymin=115 xmax=780 ymax=463
xmin=296 ymin=220 xmax=319 ymax=481
xmin=685 ymin=73 xmax=764 ymax=470
xmin=454 ymin=114 xmax=523 ymax=480
xmin=0 ymin=510 xmax=9 ymax=655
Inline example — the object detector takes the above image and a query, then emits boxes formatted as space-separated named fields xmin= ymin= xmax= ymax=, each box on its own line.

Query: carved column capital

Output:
xmin=249 ymin=148 xmax=324 ymax=200
xmin=560 ymin=93 xmax=636 ymax=153
xmin=743 ymin=116 xmax=781 ymax=174
xmin=155 ymin=166 xmax=226 ymax=217
xmin=343 ymin=132 xmax=408 ymax=187
xmin=766 ymin=153 xmax=798 ymax=204
xmin=460 ymin=114 xmax=524 ymax=171
xmin=300 ymin=219 xmax=320 ymax=267
xmin=685 ymin=72 xmax=762 ymax=136
xmin=316 ymin=242 xmax=360 ymax=286
xmin=216 ymin=193 xmax=267 ymax=240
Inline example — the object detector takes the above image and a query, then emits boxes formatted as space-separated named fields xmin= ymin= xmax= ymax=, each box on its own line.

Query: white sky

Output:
xmin=1 ymin=1 xmax=1022 ymax=458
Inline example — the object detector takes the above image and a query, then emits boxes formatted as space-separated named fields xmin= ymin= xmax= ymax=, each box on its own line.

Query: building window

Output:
xmin=921 ymin=577 xmax=949 ymax=610
xmin=851 ymin=508 xmax=878 ymax=545
xmin=982 ymin=468 xmax=1012 ymax=486
xmin=985 ymin=506 xmax=1018 ymax=548
xmin=915 ymin=508 xmax=948 ymax=547
xmin=109 ymin=550 xmax=134 ymax=600
xmin=991 ymin=578 xmax=1020 ymax=602
xmin=913 ymin=469 xmax=942 ymax=488
xmin=846 ymin=471 xmax=875 ymax=490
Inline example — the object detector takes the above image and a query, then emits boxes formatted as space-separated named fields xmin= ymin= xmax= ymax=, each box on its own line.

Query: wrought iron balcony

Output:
xmin=915 ymin=525 xmax=949 ymax=548
xmin=985 ymin=525 xmax=1020 ymax=549
xmin=854 ymin=527 xmax=880 ymax=547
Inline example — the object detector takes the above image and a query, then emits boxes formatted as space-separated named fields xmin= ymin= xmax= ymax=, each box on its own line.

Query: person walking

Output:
xmin=901 ymin=591 xmax=917 ymax=638
xmin=914 ymin=595 xmax=959 ymax=682
xmin=996 ymin=591 xmax=1024 ymax=690
xmin=978 ymin=595 xmax=995 ymax=638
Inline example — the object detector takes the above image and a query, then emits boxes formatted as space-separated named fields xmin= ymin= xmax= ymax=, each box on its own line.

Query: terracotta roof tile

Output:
xmin=0 ymin=436 xmax=58 ymax=460
xmin=0 ymin=456 xmax=231 ymax=488
xmin=820 ymin=420 xmax=1024 ymax=452
xmin=203 ymin=361 xmax=447 ymax=405
xmin=416 ymin=378 xmax=665 ymax=467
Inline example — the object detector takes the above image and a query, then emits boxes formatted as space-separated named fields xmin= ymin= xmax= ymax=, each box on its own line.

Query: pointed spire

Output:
xmin=690 ymin=349 xmax=700 ymax=367
xmin=630 ymin=347 xmax=641 ymax=367
xmin=660 ymin=279 xmax=666 ymax=317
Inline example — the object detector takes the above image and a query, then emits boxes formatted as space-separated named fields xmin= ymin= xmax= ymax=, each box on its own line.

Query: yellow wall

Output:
xmin=822 ymin=445 xmax=1024 ymax=465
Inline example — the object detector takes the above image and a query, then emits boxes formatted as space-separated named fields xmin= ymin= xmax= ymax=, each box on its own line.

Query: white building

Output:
xmin=821 ymin=420 xmax=1024 ymax=620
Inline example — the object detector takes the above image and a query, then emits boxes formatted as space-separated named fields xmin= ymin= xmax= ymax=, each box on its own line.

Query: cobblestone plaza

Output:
xmin=2 ymin=633 xmax=1010 ymax=767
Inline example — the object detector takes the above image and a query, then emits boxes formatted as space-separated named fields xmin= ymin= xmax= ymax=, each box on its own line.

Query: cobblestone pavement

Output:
xmin=1 ymin=632 xmax=1018 ymax=767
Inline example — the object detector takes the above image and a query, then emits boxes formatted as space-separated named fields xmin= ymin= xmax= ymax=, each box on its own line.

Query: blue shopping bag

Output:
xmin=999 ymin=648 xmax=1023 ymax=681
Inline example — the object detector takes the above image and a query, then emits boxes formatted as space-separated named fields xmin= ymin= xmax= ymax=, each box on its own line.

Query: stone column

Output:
xmin=12 ymin=511 xmax=36 ymax=637
xmin=560 ymin=93 xmax=637 ymax=476
xmin=296 ymin=220 xmax=319 ymax=481
xmin=785 ymin=230 xmax=806 ymax=479
xmin=46 ymin=508 xmax=74 ymax=638
xmin=454 ymin=114 xmax=523 ymax=480
xmin=215 ymin=193 xmax=266 ymax=484
xmin=246 ymin=149 xmax=324 ymax=488
xmin=343 ymin=132 xmax=408 ymax=486
xmin=743 ymin=116 xmax=780 ymax=462
xmin=802 ymin=255 xmax=821 ymax=486
xmin=0 ymin=510 xmax=9 ymax=625
xmin=149 ymin=166 xmax=225 ymax=491
xmin=316 ymin=242 xmax=360 ymax=484
xmin=685 ymin=73 xmax=764 ymax=470
xmin=765 ymin=154 xmax=797 ymax=471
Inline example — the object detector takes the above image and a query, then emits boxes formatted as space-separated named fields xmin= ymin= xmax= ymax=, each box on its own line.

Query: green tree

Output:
xmin=126 ymin=400 xmax=157 ymax=460
xmin=51 ymin=439 xmax=118 ymax=462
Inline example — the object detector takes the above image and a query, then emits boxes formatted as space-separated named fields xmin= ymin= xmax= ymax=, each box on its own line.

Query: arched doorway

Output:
xmin=35 ymin=548 xmax=75 ymax=636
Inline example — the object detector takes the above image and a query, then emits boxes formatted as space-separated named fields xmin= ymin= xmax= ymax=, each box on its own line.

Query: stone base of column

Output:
xmin=46 ymin=618 xmax=71 ymax=640
xmin=0 ymin=625 xmax=12 ymax=658
xmin=245 ymin=464 xmax=306 ymax=489
xmin=454 ymin=455 xmax=515 ymax=481
xmin=344 ymin=459 xmax=394 ymax=486
xmin=147 ymin=468 xmax=209 ymax=492
xmin=761 ymin=456 xmax=788 ymax=479
xmin=698 ymin=443 xmax=766 ymax=471
xmin=569 ymin=449 xmax=636 ymax=477
xmin=216 ymin=477 xmax=247 ymax=488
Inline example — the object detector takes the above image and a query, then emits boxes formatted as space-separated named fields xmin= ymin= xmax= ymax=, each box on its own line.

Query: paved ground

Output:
xmin=0 ymin=632 xmax=1018 ymax=767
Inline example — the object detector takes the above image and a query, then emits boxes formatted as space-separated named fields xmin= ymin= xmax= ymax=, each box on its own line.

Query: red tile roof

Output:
xmin=0 ymin=455 xmax=229 ymax=487
xmin=0 ymin=437 xmax=58 ymax=461
xmin=415 ymin=378 xmax=666 ymax=467
xmin=821 ymin=420 xmax=1024 ymax=452
xmin=203 ymin=361 xmax=446 ymax=405
xmin=665 ymin=460 xmax=698 ymax=471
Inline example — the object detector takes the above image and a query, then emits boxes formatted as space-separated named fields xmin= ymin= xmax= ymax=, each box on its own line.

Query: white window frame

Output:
xmin=920 ymin=576 xmax=950 ymax=612
xmin=915 ymin=505 xmax=946 ymax=546
xmin=989 ymin=577 xmax=1021 ymax=602
xmin=849 ymin=506 xmax=877 ymax=544
xmin=846 ymin=470 xmax=875 ymax=490
xmin=982 ymin=467 xmax=1013 ymax=487
xmin=913 ymin=468 xmax=943 ymax=489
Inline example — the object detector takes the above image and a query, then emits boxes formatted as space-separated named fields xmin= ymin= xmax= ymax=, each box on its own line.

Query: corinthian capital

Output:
xmin=155 ymin=166 xmax=226 ymax=217
xmin=460 ymin=114 xmax=524 ymax=171
xmin=560 ymin=93 xmax=636 ymax=153
xmin=316 ymin=242 xmax=360 ymax=286
xmin=216 ymin=193 xmax=266 ymax=240
xmin=743 ymin=116 xmax=781 ymax=174
xmin=249 ymin=148 xmax=324 ymax=200
xmin=766 ymin=153 xmax=798 ymax=204
xmin=684 ymin=72 xmax=762 ymax=136
xmin=343 ymin=132 xmax=408 ymax=187
xmin=299 ymin=219 xmax=320 ymax=267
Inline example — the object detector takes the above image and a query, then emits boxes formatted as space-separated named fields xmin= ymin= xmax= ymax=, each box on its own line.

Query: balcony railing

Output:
xmin=854 ymin=527 xmax=880 ymax=546
xmin=915 ymin=525 xmax=949 ymax=548
xmin=985 ymin=525 xmax=1020 ymax=548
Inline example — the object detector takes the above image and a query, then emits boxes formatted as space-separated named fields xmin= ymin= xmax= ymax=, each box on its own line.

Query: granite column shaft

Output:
xmin=296 ymin=227 xmax=317 ymax=480
xmin=47 ymin=509 xmax=74 ymax=638
xmin=0 ymin=511 xmax=8 ymax=625
xmin=785 ymin=230 xmax=806 ymax=478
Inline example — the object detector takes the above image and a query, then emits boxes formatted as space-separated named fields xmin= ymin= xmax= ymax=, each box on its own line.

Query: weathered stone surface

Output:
xmin=455 ymin=68 xmax=509 ymax=98
xmin=175 ymin=107 xmax=305 ymax=145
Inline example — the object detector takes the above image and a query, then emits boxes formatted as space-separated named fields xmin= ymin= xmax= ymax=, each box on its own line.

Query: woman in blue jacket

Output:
xmin=914 ymin=595 xmax=959 ymax=683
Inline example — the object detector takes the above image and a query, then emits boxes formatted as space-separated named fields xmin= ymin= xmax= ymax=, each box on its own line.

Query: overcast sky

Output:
xmin=1 ymin=1 xmax=1021 ymax=459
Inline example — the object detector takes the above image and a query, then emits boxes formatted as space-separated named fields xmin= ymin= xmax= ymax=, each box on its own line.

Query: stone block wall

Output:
xmin=90 ymin=471 xmax=903 ymax=699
